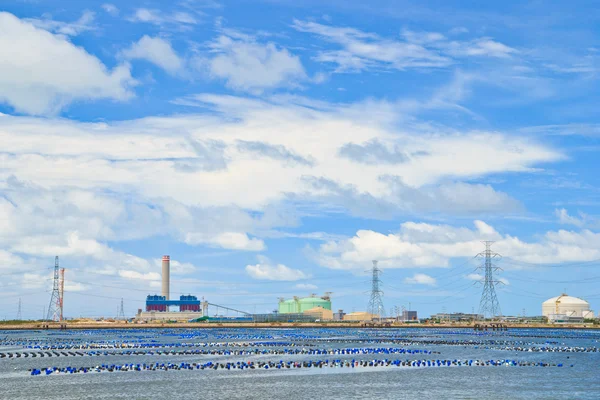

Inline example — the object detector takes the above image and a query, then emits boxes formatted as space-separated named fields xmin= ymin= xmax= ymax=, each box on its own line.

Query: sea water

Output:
xmin=0 ymin=327 xmax=598 ymax=400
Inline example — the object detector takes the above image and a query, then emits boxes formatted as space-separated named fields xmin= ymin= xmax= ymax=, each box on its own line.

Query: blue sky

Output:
xmin=1 ymin=0 xmax=600 ymax=319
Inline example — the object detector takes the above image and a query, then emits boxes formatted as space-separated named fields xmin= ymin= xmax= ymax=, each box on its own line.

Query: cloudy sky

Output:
xmin=2 ymin=0 xmax=600 ymax=319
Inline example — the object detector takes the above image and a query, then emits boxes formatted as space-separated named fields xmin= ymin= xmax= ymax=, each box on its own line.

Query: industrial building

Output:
xmin=343 ymin=311 xmax=375 ymax=321
xmin=401 ymin=310 xmax=418 ymax=322
xmin=303 ymin=306 xmax=333 ymax=320
xmin=333 ymin=309 xmax=346 ymax=321
xmin=278 ymin=294 xmax=332 ymax=314
xmin=542 ymin=294 xmax=594 ymax=322
xmin=145 ymin=295 xmax=201 ymax=312
xmin=431 ymin=313 xmax=483 ymax=322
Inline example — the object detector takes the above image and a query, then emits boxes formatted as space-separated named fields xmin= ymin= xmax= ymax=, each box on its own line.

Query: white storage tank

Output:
xmin=542 ymin=294 xmax=593 ymax=318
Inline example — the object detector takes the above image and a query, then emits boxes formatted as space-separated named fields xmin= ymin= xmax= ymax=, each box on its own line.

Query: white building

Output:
xmin=542 ymin=294 xmax=594 ymax=321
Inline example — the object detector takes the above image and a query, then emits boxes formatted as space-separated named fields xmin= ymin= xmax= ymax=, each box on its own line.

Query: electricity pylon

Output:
xmin=477 ymin=241 xmax=502 ymax=318
xmin=367 ymin=260 xmax=385 ymax=321
xmin=47 ymin=256 xmax=64 ymax=322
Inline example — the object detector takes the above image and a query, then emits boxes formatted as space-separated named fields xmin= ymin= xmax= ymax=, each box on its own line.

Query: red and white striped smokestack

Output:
xmin=161 ymin=255 xmax=170 ymax=300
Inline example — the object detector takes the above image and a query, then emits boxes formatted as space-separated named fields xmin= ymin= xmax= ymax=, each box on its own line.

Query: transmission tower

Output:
xmin=476 ymin=241 xmax=502 ymax=318
xmin=16 ymin=298 xmax=22 ymax=320
xmin=118 ymin=298 xmax=125 ymax=320
xmin=367 ymin=260 xmax=385 ymax=321
xmin=47 ymin=256 xmax=64 ymax=322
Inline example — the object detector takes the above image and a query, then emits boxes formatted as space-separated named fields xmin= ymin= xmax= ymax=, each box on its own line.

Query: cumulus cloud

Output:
xmin=245 ymin=256 xmax=310 ymax=281
xmin=121 ymin=35 xmax=184 ymax=75
xmin=315 ymin=220 xmax=600 ymax=270
xmin=0 ymin=12 xmax=135 ymax=115
xmin=404 ymin=273 xmax=437 ymax=285
xmin=202 ymin=32 xmax=307 ymax=92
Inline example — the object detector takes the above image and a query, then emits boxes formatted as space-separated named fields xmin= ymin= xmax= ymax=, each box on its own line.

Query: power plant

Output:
xmin=138 ymin=255 xmax=204 ymax=320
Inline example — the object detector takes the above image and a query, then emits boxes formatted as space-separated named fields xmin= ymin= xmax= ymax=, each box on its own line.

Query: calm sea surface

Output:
xmin=0 ymin=327 xmax=598 ymax=400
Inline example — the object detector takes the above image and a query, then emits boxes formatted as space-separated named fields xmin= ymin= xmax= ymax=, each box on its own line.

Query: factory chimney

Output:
xmin=162 ymin=255 xmax=170 ymax=300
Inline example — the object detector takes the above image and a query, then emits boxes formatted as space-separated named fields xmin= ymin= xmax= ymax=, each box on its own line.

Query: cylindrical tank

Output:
xmin=278 ymin=295 xmax=332 ymax=314
xmin=161 ymin=255 xmax=170 ymax=300
xmin=298 ymin=297 xmax=331 ymax=312
xmin=542 ymin=294 xmax=591 ymax=318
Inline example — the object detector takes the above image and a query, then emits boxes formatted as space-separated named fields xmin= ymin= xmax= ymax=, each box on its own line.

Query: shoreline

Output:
xmin=0 ymin=321 xmax=598 ymax=330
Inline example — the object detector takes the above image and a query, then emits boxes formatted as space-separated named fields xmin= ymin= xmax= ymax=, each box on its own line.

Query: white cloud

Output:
xmin=295 ymin=283 xmax=318 ymax=290
xmin=0 ymin=94 xmax=560 ymax=221
xmin=245 ymin=256 xmax=309 ymax=281
xmin=64 ymin=281 xmax=89 ymax=292
xmin=122 ymin=35 xmax=184 ymax=75
xmin=25 ymin=10 xmax=96 ymax=37
xmin=315 ymin=220 xmax=600 ymax=271
xmin=293 ymin=20 xmax=450 ymax=72
xmin=22 ymin=273 xmax=49 ymax=289
xmin=184 ymin=231 xmax=266 ymax=251
xmin=445 ymin=38 xmax=517 ymax=58
xmin=202 ymin=33 xmax=307 ymax=92
xmin=0 ymin=12 xmax=135 ymax=115
xmin=404 ymin=273 xmax=437 ymax=285
xmin=169 ymin=260 xmax=197 ymax=275
xmin=213 ymin=232 xmax=266 ymax=251
xmin=292 ymin=20 xmax=516 ymax=73
xmin=555 ymin=208 xmax=585 ymax=227
xmin=102 ymin=4 xmax=119 ymax=16
xmin=118 ymin=270 xmax=161 ymax=281
xmin=129 ymin=8 xmax=197 ymax=28
xmin=466 ymin=273 xmax=483 ymax=281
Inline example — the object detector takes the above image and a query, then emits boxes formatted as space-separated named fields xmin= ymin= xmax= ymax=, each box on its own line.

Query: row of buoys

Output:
xmin=2 ymin=346 xmax=434 ymax=359
xmin=28 ymin=358 xmax=572 ymax=376
xmin=301 ymin=338 xmax=566 ymax=348
xmin=20 ymin=341 xmax=304 ymax=351
xmin=5 ymin=340 xmax=600 ymax=358
xmin=496 ymin=346 xmax=598 ymax=353
xmin=5 ymin=327 xmax=598 ymax=360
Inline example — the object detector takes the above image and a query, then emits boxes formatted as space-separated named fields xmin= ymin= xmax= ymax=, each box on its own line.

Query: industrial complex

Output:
xmin=130 ymin=254 xmax=598 ymax=324
xmin=34 ymin=248 xmax=598 ymax=326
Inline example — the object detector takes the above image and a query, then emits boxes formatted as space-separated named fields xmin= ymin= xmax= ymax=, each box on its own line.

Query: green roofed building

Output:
xmin=278 ymin=294 xmax=332 ymax=314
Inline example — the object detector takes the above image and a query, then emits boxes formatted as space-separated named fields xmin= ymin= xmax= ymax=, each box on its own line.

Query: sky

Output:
xmin=1 ymin=0 xmax=600 ymax=320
